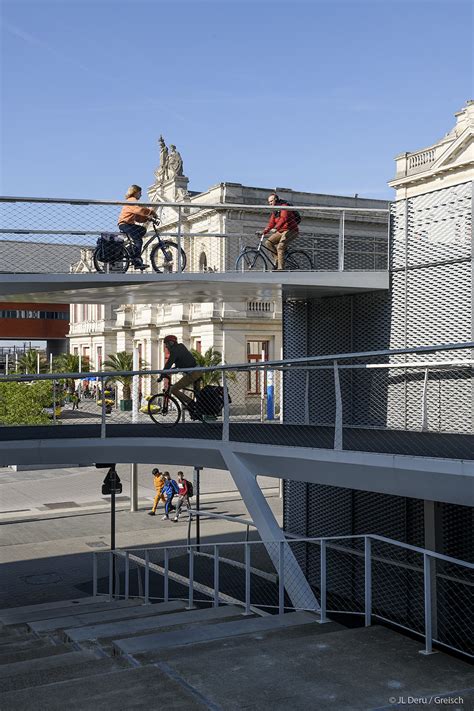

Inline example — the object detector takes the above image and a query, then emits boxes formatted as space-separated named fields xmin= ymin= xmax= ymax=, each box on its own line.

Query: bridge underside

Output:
xmin=0 ymin=424 xmax=472 ymax=506
xmin=0 ymin=272 xmax=389 ymax=303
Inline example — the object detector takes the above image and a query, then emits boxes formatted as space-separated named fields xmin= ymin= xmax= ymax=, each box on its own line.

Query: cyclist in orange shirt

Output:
xmin=118 ymin=184 xmax=156 ymax=269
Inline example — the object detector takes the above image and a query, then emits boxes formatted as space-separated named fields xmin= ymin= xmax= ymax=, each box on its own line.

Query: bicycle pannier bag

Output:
xmin=195 ymin=385 xmax=230 ymax=417
xmin=96 ymin=233 xmax=124 ymax=263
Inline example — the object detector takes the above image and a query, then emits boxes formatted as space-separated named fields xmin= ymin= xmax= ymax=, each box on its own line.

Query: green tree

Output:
xmin=103 ymin=351 xmax=147 ymax=401
xmin=17 ymin=349 xmax=47 ymax=374
xmin=190 ymin=347 xmax=235 ymax=386
xmin=0 ymin=381 xmax=54 ymax=426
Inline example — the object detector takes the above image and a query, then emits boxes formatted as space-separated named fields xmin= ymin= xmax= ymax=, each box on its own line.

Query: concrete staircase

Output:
xmin=0 ymin=596 xmax=472 ymax=710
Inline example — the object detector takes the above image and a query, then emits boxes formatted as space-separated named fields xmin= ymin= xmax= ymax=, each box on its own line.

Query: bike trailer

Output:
xmin=96 ymin=233 xmax=125 ymax=262
xmin=194 ymin=385 xmax=230 ymax=417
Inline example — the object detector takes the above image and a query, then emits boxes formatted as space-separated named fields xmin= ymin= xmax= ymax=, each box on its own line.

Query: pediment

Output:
xmin=431 ymin=128 xmax=474 ymax=170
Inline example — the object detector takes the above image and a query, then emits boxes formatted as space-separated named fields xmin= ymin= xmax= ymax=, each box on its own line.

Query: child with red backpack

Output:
xmin=173 ymin=471 xmax=193 ymax=521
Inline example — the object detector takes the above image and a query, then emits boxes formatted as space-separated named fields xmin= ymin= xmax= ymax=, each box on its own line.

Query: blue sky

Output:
xmin=1 ymin=0 xmax=472 ymax=201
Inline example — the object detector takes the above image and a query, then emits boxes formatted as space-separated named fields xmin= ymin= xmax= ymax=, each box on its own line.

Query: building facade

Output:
xmin=282 ymin=102 xmax=473 ymax=644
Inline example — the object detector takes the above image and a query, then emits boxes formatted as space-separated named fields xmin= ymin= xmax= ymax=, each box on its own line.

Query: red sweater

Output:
xmin=178 ymin=480 xmax=188 ymax=497
xmin=263 ymin=202 xmax=299 ymax=235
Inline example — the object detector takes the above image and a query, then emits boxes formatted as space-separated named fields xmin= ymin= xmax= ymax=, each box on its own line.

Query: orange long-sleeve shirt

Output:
xmin=118 ymin=197 xmax=154 ymax=225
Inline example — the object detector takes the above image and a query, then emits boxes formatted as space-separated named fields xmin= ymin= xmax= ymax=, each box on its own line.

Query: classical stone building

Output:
xmin=68 ymin=138 xmax=388 ymax=404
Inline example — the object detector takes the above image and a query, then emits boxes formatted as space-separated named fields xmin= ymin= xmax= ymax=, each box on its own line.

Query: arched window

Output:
xmin=199 ymin=251 xmax=208 ymax=272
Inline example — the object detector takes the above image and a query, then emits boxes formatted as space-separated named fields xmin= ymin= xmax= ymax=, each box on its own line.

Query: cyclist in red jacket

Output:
xmin=262 ymin=193 xmax=299 ymax=270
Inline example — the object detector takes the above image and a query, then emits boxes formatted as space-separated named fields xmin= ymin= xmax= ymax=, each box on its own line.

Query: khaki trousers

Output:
xmin=170 ymin=371 xmax=202 ymax=407
xmin=265 ymin=229 xmax=298 ymax=269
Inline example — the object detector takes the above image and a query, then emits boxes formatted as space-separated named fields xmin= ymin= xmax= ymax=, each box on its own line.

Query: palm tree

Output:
xmin=53 ymin=353 xmax=90 ymax=394
xmin=17 ymin=349 xmax=47 ymax=374
xmin=190 ymin=347 xmax=235 ymax=386
xmin=103 ymin=351 xmax=147 ymax=401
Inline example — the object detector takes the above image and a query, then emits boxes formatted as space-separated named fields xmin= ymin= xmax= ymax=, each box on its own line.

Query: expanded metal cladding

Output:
xmin=283 ymin=181 xmax=473 ymax=652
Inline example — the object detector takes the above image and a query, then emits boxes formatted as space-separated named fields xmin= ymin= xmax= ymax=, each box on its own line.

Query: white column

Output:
xmin=220 ymin=445 xmax=320 ymax=612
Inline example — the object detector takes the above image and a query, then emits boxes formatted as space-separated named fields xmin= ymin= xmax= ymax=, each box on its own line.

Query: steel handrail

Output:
xmin=1 ymin=342 xmax=472 ymax=382
xmin=0 ymin=195 xmax=390 ymax=213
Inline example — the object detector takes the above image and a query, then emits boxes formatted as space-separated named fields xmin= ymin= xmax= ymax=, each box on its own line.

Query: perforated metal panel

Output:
xmin=283 ymin=181 xmax=473 ymax=655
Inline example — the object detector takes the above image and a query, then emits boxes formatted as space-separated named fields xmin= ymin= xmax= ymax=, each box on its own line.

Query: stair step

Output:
xmin=0 ymin=655 xmax=122 ymax=693
xmin=29 ymin=600 xmax=187 ymax=635
xmin=0 ymin=643 xmax=72 ymax=667
xmin=0 ymin=636 xmax=48 ymax=655
xmin=66 ymin=604 xmax=246 ymax=643
xmin=1 ymin=599 xmax=140 ymax=627
xmin=0 ymin=664 xmax=204 ymax=710
xmin=114 ymin=610 xmax=320 ymax=656
xmin=0 ymin=633 xmax=36 ymax=649
xmin=0 ymin=597 xmax=105 ymax=624
xmin=0 ymin=649 xmax=96 ymax=680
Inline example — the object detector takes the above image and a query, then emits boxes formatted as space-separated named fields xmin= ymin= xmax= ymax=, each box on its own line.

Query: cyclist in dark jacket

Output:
xmin=262 ymin=193 xmax=299 ymax=270
xmin=158 ymin=335 xmax=202 ymax=412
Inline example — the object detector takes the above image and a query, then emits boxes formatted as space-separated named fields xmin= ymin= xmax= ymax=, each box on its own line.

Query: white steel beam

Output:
xmin=220 ymin=445 xmax=320 ymax=612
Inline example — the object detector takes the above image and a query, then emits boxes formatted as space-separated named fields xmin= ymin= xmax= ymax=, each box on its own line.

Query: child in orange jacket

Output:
xmin=148 ymin=468 xmax=166 ymax=515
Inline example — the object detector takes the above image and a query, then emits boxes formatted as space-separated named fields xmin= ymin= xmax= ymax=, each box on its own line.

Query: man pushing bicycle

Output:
xmin=157 ymin=335 xmax=202 ymax=416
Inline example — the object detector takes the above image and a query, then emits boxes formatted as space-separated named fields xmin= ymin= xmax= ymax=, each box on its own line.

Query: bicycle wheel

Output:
xmin=235 ymin=249 xmax=268 ymax=272
xmin=150 ymin=242 xmax=187 ymax=273
xmin=93 ymin=247 xmax=130 ymax=274
xmin=285 ymin=250 xmax=313 ymax=270
xmin=147 ymin=393 xmax=182 ymax=426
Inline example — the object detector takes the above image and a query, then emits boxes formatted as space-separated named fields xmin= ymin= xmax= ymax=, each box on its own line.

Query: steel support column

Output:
xmin=220 ymin=445 xmax=320 ymax=611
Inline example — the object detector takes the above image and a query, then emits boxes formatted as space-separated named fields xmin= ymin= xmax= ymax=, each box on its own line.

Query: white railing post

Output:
xmin=364 ymin=537 xmax=372 ymax=626
xmin=144 ymin=550 xmax=150 ymax=605
xmin=124 ymin=552 xmax=129 ymax=600
xmin=5 ymin=353 xmax=8 ymax=375
xmin=214 ymin=545 xmax=220 ymax=608
xmin=244 ymin=543 xmax=251 ymax=615
xmin=164 ymin=548 xmax=169 ymax=603
xmin=222 ymin=371 xmax=230 ymax=442
xmin=420 ymin=553 xmax=435 ymax=655
xmin=92 ymin=552 xmax=98 ymax=597
xmin=421 ymin=367 xmax=429 ymax=431
xmin=278 ymin=541 xmax=285 ymax=615
xmin=338 ymin=211 xmax=345 ymax=271
xmin=177 ymin=206 xmax=183 ymax=272
xmin=100 ymin=375 xmax=107 ymax=439
xmin=318 ymin=540 xmax=328 ymax=623
xmin=108 ymin=551 xmax=113 ymax=601
xmin=188 ymin=548 xmax=194 ymax=609
xmin=334 ymin=360 xmax=343 ymax=450
xmin=52 ymin=379 xmax=57 ymax=425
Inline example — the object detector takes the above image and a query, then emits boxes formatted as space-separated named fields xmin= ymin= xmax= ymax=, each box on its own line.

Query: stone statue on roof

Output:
xmin=168 ymin=144 xmax=184 ymax=177
xmin=154 ymin=135 xmax=169 ymax=183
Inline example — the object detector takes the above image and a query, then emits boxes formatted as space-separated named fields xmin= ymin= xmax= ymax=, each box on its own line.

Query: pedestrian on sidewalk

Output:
xmin=148 ymin=468 xmax=165 ymax=516
xmin=162 ymin=472 xmax=179 ymax=520
xmin=173 ymin=471 xmax=191 ymax=521
xmin=71 ymin=390 xmax=80 ymax=410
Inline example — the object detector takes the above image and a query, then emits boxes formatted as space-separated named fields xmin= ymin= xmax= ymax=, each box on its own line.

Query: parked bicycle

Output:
xmin=93 ymin=218 xmax=187 ymax=274
xmin=235 ymin=232 xmax=313 ymax=272
xmin=147 ymin=378 xmax=225 ymax=427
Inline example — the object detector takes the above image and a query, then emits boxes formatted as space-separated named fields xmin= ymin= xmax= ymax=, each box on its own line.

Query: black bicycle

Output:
xmin=93 ymin=218 xmax=187 ymax=274
xmin=235 ymin=232 xmax=313 ymax=272
xmin=148 ymin=378 xmax=223 ymax=427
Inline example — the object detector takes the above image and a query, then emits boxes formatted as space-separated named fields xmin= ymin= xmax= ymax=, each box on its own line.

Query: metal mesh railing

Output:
xmin=0 ymin=343 xmax=472 ymax=458
xmin=0 ymin=196 xmax=388 ymax=275
xmin=92 ymin=533 xmax=474 ymax=658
